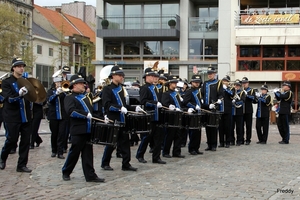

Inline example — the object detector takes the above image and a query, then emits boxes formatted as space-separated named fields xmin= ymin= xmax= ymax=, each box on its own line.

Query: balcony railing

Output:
xmin=97 ymin=15 xmax=180 ymax=30
xmin=234 ymin=8 xmax=300 ymax=27
xmin=189 ymin=17 xmax=218 ymax=32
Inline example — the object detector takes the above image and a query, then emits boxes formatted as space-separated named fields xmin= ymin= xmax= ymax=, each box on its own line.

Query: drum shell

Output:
xmin=182 ymin=113 xmax=204 ymax=129
xmin=126 ymin=113 xmax=152 ymax=134
xmin=91 ymin=122 xmax=119 ymax=146
xmin=206 ymin=112 xmax=222 ymax=127
xmin=160 ymin=110 xmax=182 ymax=127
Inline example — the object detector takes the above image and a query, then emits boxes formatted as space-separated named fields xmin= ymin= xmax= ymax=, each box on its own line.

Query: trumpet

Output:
xmin=92 ymin=85 xmax=103 ymax=103
xmin=232 ymin=93 xmax=242 ymax=108
xmin=61 ymin=80 xmax=70 ymax=92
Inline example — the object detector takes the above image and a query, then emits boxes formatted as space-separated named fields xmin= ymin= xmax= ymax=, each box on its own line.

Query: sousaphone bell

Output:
xmin=17 ymin=78 xmax=37 ymax=102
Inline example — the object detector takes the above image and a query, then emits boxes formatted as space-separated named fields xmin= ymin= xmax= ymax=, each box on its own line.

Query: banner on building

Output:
xmin=282 ymin=72 xmax=300 ymax=81
xmin=241 ymin=14 xmax=299 ymax=25
xmin=144 ymin=61 xmax=169 ymax=73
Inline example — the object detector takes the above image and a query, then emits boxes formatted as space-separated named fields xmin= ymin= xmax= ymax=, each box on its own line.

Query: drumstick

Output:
xmin=200 ymin=108 xmax=214 ymax=114
xmin=162 ymin=106 xmax=184 ymax=113
xmin=127 ymin=110 xmax=144 ymax=115
xmin=92 ymin=117 xmax=114 ymax=123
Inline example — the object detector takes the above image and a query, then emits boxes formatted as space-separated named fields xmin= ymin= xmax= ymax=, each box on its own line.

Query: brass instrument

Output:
xmin=232 ymin=92 xmax=242 ymax=108
xmin=61 ymin=80 xmax=70 ymax=92
xmin=92 ymin=85 xmax=103 ymax=103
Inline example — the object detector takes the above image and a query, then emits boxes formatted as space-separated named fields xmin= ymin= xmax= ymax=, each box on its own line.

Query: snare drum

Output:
xmin=126 ymin=113 xmax=152 ymax=134
xmin=161 ymin=109 xmax=182 ymax=128
xmin=206 ymin=112 xmax=222 ymax=127
xmin=91 ymin=122 xmax=119 ymax=146
xmin=182 ymin=113 xmax=204 ymax=129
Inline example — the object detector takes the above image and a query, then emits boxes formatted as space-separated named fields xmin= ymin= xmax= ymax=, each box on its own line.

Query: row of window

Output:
xmin=36 ymin=45 xmax=53 ymax=56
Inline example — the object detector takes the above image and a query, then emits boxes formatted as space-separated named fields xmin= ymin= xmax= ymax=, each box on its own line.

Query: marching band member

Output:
xmin=61 ymin=66 xmax=71 ymax=81
xmin=161 ymin=76 xmax=185 ymax=158
xmin=101 ymin=66 xmax=140 ymax=171
xmin=136 ymin=68 xmax=166 ymax=164
xmin=274 ymin=81 xmax=293 ymax=144
xmin=254 ymin=84 xmax=271 ymax=144
xmin=241 ymin=77 xmax=255 ymax=145
xmin=30 ymin=102 xmax=45 ymax=149
xmin=201 ymin=67 xmax=223 ymax=151
xmin=231 ymin=79 xmax=246 ymax=146
xmin=62 ymin=75 xmax=104 ymax=182
xmin=182 ymin=75 xmax=203 ymax=155
xmin=219 ymin=75 xmax=235 ymax=148
xmin=0 ymin=58 xmax=32 ymax=172
xmin=47 ymin=76 xmax=68 ymax=159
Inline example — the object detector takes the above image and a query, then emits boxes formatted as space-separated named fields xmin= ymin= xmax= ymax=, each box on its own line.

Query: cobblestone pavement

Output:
xmin=0 ymin=120 xmax=300 ymax=199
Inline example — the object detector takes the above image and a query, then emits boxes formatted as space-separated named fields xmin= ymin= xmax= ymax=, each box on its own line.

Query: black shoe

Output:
xmin=279 ymin=141 xmax=289 ymax=144
xmin=230 ymin=142 xmax=235 ymax=146
xmin=260 ymin=142 xmax=266 ymax=144
xmin=101 ymin=165 xmax=113 ymax=171
xmin=9 ymin=149 xmax=16 ymax=154
xmin=137 ymin=157 xmax=147 ymax=163
xmin=189 ymin=151 xmax=198 ymax=155
xmin=149 ymin=148 xmax=153 ymax=153
xmin=29 ymin=146 xmax=34 ymax=149
xmin=122 ymin=166 xmax=137 ymax=171
xmin=236 ymin=143 xmax=241 ymax=146
xmin=62 ymin=174 xmax=70 ymax=181
xmin=57 ymin=154 xmax=65 ymax=159
xmin=162 ymin=154 xmax=172 ymax=158
xmin=225 ymin=144 xmax=230 ymax=148
xmin=51 ymin=153 xmax=57 ymax=157
xmin=16 ymin=166 xmax=32 ymax=173
xmin=0 ymin=158 xmax=6 ymax=170
xmin=211 ymin=147 xmax=216 ymax=151
xmin=116 ymin=153 xmax=123 ymax=158
xmin=218 ymin=144 xmax=225 ymax=148
xmin=195 ymin=150 xmax=204 ymax=155
xmin=86 ymin=177 xmax=105 ymax=183
xmin=173 ymin=154 xmax=185 ymax=158
xmin=245 ymin=142 xmax=250 ymax=145
xmin=256 ymin=141 xmax=261 ymax=144
xmin=36 ymin=141 xmax=42 ymax=147
xmin=152 ymin=159 xmax=166 ymax=164
xmin=205 ymin=147 xmax=212 ymax=151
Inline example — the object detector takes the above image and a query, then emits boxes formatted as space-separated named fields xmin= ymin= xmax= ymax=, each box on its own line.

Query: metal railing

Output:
xmin=189 ymin=17 xmax=218 ymax=32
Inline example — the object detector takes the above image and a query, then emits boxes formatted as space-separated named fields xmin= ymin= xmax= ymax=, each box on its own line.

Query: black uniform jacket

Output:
xmin=231 ymin=89 xmax=246 ymax=116
xmin=2 ymin=75 xmax=31 ymax=123
xmin=140 ymin=82 xmax=160 ymax=121
xmin=220 ymin=86 xmax=235 ymax=114
xmin=64 ymin=92 xmax=93 ymax=135
xmin=254 ymin=94 xmax=271 ymax=118
xmin=161 ymin=89 xmax=183 ymax=109
xmin=275 ymin=90 xmax=293 ymax=115
xmin=182 ymin=87 xmax=202 ymax=110
xmin=244 ymin=87 xmax=255 ymax=114
xmin=201 ymin=79 xmax=223 ymax=110
xmin=102 ymin=82 xmax=135 ymax=123
xmin=47 ymin=87 xmax=68 ymax=120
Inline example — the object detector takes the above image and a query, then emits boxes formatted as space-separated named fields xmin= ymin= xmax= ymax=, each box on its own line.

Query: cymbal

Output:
xmin=27 ymin=78 xmax=47 ymax=103
xmin=17 ymin=78 xmax=37 ymax=102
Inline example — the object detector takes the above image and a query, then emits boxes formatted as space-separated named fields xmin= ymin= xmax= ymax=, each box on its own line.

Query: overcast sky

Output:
xmin=34 ymin=0 xmax=96 ymax=7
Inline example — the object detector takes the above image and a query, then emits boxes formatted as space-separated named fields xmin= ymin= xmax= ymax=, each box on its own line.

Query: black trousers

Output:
xmin=219 ymin=113 xmax=232 ymax=145
xmin=136 ymin=122 xmax=164 ymax=161
xmin=31 ymin=117 xmax=43 ymax=146
xmin=1 ymin=122 xmax=31 ymax=168
xmin=162 ymin=126 xmax=181 ymax=156
xmin=277 ymin=114 xmax=290 ymax=143
xmin=180 ymin=127 xmax=188 ymax=146
xmin=256 ymin=117 xmax=269 ymax=143
xmin=101 ymin=128 xmax=131 ymax=168
xmin=188 ymin=128 xmax=201 ymax=152
xmin=49 ymin=119 xmax=67 ymax=155
xmin=205 ymin=126 xmax=218 ymax=148
xmin=243 ymin=113 xmax=253 ymax=143
xmin=62 ymin=134 xmax=98 ymax=181
xmin=231 ymin=115 xmax=244 ymax=144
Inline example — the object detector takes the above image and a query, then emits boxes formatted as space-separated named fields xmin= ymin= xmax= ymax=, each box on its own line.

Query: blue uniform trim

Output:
xmin=112 ymin=85 xmax=125 ymax=123
xmin=11 ymin=82 xmax=27 ymax=123
xmin=70 ymin=111 xmax=86 ymax=119
xmin=170 ymin=91 xmax=181 ymax=109
xmin=148 ymin=85 xmax=159 ymax=121
xmin=93 ymin=102 xmax=99 ymax=111
xmin=245 ymin=87 xmax=254 ymax=100
xmin=204 ymin=79 xmax=218 ymax=104
xmin=224 ymin=88 xmax=233 ymax=95
xmin=75 ymin=94 xmax=92 ymax=133
xmin=0 ymin=94 xmax=4 ymax=102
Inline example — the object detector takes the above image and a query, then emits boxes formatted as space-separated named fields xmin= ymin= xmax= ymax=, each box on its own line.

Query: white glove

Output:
xmin=209 ymin=104 xmax=215 ymax=109
xmin=87 ymin=113 xmax=92 ymax=119
xmin=273 ymin=88 xmax=279 ymax=93
xmin=19 ymin=86 xmax=28 ymax=96
xmin=135 ymin=105 xmax=143 ymax=112
xmin=56 ymin=87 xmax=63 ymax=95
xmin=169 ymin=104 xmax=175 ymax=110
xmin=223 ymin=84 xmax=227 ymax=89
xmin=216 ymin=99 xmax=222 ymax=104
xmin=244 ymin=90 xmax=248 ymax=94
xmin=120 ymin=106 xmax=128 ymax=114
xmin=180 ymin=97 xmax=183 ymax=102
xmin=255 ymin=92 xmax=260 ymax=98
xmin=157 ymin=102 xmax=162 ymax=108
xmin=271 ymin=106 xmax=277 ymax=111
xmin=104 ymin=115 xmax=110 ymax=124
xmin=188 ymin=108 xmax=194 ymax=113
xmin=195 ymin=105 xmax=201 ymax=110
xmin=175 ymin=108 xmax=181 ymax=112
xmin=201 ymin=99 xmax=204 ymax=104
xmin=232 ymin=99 xmax=236 ymax=103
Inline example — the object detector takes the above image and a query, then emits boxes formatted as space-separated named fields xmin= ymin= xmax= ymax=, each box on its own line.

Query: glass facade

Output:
xmin=188 ymin=39 xmax=218 ymax=61
xmin=36 ymin=64 xmax=54 ymax=89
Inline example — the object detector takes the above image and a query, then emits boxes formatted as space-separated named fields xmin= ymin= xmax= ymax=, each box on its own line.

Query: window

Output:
xmin=37 ymin=45 xmax=42 ymax=54
xmin=49 ymin=48 xmax=53 ymax=56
